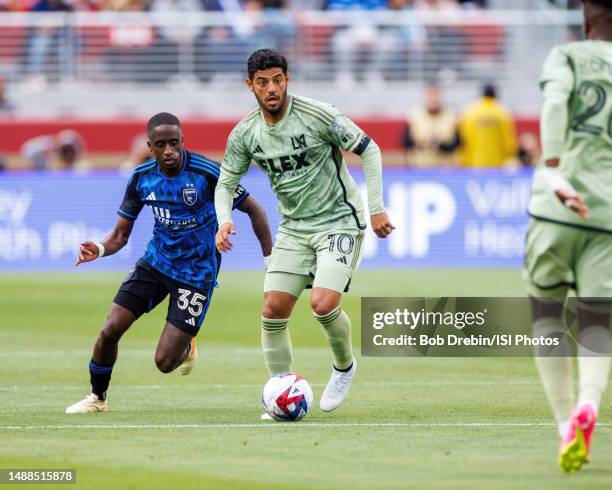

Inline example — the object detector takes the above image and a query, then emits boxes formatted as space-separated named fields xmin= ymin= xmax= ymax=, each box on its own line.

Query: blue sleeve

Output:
xmin=117 ymin=174 xmax=144 ymax=221
xmin=231 ymin=184 xmax=249 ymax=209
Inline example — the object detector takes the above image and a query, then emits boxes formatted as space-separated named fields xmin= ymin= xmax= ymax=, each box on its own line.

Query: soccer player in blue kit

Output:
xmin=66 ymin=113 xmax=272 ymax=413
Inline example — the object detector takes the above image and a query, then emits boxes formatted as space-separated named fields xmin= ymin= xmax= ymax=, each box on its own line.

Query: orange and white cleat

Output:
xmin=558 ymin=404 xmax=597 ymax=473
xmin=178 ymin=337 xmax=198 ymax=376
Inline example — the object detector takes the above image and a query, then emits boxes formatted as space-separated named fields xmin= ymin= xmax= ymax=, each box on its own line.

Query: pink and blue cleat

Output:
xmin=558 ymin=404 xmax=597 ymax=473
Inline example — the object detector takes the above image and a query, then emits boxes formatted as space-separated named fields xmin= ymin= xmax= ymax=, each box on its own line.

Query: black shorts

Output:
xmin=114 ymin=259 xmax=214 ymax=336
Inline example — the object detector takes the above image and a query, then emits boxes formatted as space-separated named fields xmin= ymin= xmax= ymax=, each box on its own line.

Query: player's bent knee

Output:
xmin=312 ymin=302 xmax=338 ymax=317
xmin=262 ymin=303 xmax=283 ymax=319
xmin=311 ymin=294 xmax=340 ymax=317
xmin=99 ymin=306 xmax=135 ymax=343
xmin=262 ymin=293 xmax=294 ymax=319
xmin=155 ymin=355 xmax=177 ymax=374
xmin=98 ymin=322 xmax=124 ymax=344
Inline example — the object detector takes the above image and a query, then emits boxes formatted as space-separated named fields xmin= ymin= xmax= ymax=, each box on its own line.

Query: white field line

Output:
xmin=0 ymin=348 xmax=260 ymax=358
xmin=0 ymin=347 xmax=552 ymax=358
xmin=3 ymin=422 xmax=611 ymax=431
xmin=0 ymin=380 xmax=538 ymax=392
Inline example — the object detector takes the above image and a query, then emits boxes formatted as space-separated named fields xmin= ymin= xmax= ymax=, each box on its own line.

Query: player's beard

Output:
xmin=259 ymin=89 xmax=287 ymax=116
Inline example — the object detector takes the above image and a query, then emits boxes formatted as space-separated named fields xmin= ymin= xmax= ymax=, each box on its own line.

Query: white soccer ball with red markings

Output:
xmin=262 ymin=372 xmax=313 ymax=421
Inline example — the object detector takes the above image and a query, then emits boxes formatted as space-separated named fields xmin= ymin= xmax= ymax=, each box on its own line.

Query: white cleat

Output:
xmin=65 ymin=393 xmax=108 ymax=414
xmin=260 ymin=412 xmax=273 ymax=421
xmin=178 ymin=337 xmax=198 ymax=376
xmin=320 ymin=358 xmax=357 ymax=412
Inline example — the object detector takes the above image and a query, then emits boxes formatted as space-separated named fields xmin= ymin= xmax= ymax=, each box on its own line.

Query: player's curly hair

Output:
xmin=247 ymin=49 xmax=288 ymax=80
xmin=147 ymin=112 xmax=181 ymax=135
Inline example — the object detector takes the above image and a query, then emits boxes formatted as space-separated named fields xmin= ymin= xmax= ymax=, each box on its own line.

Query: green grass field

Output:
xmin=1 ymin=269 xmax=611 ymax=489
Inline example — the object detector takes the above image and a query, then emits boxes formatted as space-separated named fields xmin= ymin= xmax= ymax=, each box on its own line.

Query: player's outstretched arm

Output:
xmin=236 ymin=195 xmax=273 ymax=259
xmin=75 ymin=216 xmax=134 ymax=266
xmin=214 ymin=177 xmax=238 ymax=254
xmin=214 ymin=156 xmax=249 ymax=255
xmin=358 ymin=139 xmax=395 ymax=238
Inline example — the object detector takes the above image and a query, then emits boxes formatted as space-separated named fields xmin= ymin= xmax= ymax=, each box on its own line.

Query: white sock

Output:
xmin=533 ymin=317 xmax=575 ymax=427
xmin=577 ymin=325 xmax=611 ymax=415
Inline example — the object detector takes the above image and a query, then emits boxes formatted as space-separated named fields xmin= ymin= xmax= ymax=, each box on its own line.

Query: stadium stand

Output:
xmin=0 ymin=2 xmax=582 ymax=168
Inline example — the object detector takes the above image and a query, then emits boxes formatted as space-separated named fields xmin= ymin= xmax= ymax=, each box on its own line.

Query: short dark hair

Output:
xmin=483 ymin=84 xmax=497 ymax=98
xmin=147 ymin=112 xmax=181 ymax=135
xmin=247 ymin=49 xmax=288 ymax=80
xmin=583 ymin=0 xmax=612 ymax=9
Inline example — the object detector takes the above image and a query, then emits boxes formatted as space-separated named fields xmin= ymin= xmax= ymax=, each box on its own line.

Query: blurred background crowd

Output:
xmin=0 ymin=0 xmax=488 ymax=13
xmin=0 ymin=0 xmax=582 ymax=170
xmin=1 ymin=80 xmax=540 ymax=171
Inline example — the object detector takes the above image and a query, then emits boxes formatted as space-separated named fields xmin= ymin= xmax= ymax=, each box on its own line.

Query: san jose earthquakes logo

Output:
xmin=183 ymin=186 xmax=197 ymax=206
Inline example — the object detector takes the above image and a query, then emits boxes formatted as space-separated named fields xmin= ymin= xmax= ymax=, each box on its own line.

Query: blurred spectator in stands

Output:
xmin=0 ymin=75 xmax=14 ymax=113
xmin=241 ymin=0 xmax=295 ymax=53
xmin=458 ymin=0 xmax=486 ymax=7
xmin=518 ymin=132 xmax=540 ymax=167
xmin=23 ymin=0 xmax=74 ymax=90
xmin=196 ymin=0 xmax=245 ymax=81
xmin=120 ymin=132 xmax=151 ymax=176
xmin=0 ymin=0 xmax=26 ymax=10
xmin=284 ymin=0 xmax=323 ymax=8
xmin=102 ymin=0 xmax=147 ymax=10
xmin=152 ymin=0 xmax=203 ymax=44
xmin=326 ymin=0 xmax=386 ymax=8
xmin=103 ymin=0 xmax=155 ymax=82
xmin=196 ymin=25 xmax=247 ymax=82
xmin=56 ymin=130 xmax=92 ymax=171
xmin=414 ymin=0 xmax=465 ymax=82
xmin=20 ymin=134 xmax=56 ymax=170
xmin=547 ymin=0 xmax=580 ymax=7
xmin=329 ymin=0 xmax=404 ymax=86
xmin=20 ymin=130 xmax=92 ymax=171
xmin=151 ymin=0 xmax=205 ymax=82
xmin=415 ymin=0 xmax=459 ymax=9
xmin=403 ymin=84 xmax=459 ymax=167
xmin=384 ymin=0 xmax=425 ymax=80
xmin=196 ymin=0 xmax=295 ymax=82
xmin=459 ymin=84 xmax=517 ymax=167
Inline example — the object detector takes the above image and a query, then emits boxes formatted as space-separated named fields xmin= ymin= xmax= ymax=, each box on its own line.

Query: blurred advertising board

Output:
xmin=0 ymin=168 xmax=532 ymax=272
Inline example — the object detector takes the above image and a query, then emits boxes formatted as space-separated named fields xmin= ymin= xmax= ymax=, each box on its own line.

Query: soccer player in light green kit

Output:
xmin=214 ymin=49 xmax=394 ymax=415
xmin=524 ymin=0 xmax=612 ymax=473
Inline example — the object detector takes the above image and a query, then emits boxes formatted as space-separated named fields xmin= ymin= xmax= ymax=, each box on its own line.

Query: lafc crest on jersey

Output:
xmin=183 ymin=184 xmax=197 ymax=206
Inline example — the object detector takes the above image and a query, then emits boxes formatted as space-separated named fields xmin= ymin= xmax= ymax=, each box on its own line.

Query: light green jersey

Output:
xmin=221 ymin=95 xmax=372 ymax=234
xmin=529 ymin=40 xmax=612 ymax=232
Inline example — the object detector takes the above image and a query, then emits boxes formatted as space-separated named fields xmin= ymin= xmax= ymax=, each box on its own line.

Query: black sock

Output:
xmin=89 ymin=359 xmax=114 ymax=401
xmin=334 ymin=362 xmax=353 ymax=373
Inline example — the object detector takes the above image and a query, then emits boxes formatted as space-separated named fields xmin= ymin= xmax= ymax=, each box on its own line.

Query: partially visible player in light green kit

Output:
xmin=524 ymin=0 xmax=612 ymax=473
xmin=214 ymin=49 xmax=394 ymax=415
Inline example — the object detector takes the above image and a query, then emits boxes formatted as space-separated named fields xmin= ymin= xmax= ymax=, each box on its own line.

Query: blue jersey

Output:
xmin=118 ymin=150 xmax=249 ymax=288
